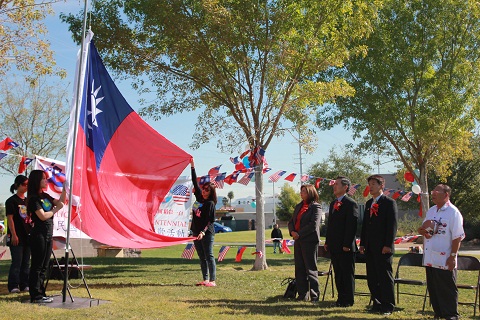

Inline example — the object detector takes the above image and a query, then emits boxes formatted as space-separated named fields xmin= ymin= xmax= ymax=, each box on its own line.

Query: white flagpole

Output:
xmin=63 ymin=0 xmax=90 ymax=303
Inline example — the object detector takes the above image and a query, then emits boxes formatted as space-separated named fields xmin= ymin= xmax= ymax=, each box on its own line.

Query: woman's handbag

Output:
xmin=281 ymin=277 xmax=297 ymax=299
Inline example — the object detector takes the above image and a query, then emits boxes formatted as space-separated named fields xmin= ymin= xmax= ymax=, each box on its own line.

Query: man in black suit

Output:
xmin=359 ymin=174 xmax=398 ymax=315
xmin=325 ymin=176 xmax=359 ymax=307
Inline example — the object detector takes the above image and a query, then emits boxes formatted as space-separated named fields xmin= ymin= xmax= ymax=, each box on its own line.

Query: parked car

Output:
xmin=214 ymin=222 xmax=232 ymax=233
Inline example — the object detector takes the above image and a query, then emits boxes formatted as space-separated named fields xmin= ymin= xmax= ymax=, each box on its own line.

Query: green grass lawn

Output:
xmin=0 ymin=231 xmax=478 ymax=319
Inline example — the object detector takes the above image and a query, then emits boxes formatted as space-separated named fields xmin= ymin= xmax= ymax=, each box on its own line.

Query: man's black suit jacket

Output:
xmin=360 ymin=194 xmax=398 ymax=254
xmin=325 ymin=195 xmax=359 ymax=253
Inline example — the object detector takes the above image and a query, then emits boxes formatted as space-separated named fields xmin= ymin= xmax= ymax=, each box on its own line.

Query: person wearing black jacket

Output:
xmin=360 ymin=174 xmax=398 ymax=315
xmin=27 ymin=170 xmax=65 ymax=303
xmin=6 ymin=175 xmax=30 ymax=293
xmin=271 ymin=224 xmax=283 ymax=253
xmin=325 ymin=176 xmax=359 ymax=307
xmin=190 ymin=158 xmax=217 ymax=287
xmin=288 ymin=184 xmax=321 ymax=302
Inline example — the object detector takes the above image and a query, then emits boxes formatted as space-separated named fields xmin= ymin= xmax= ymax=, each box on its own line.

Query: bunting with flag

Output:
xmin=224 ymin=171 xmax=240 ymax=185
xmin=284 ymin=173 xmax=297 ymax=182
xmin=281 ymin=239 xmax=292 ymax=254
xmin=235 ymin=246 xmax=247 ymax=262
xmin=401 ymin=191 xmax=413 ymax=202
xmin=18 ymin=156 xmax=33 ymax=174
xmin=347 ymin=184 xmax=360 ymax=196
xmin=181 ymin=243 xmax=196 ymax=259
xmin=208 ymin=165 xmax=222 ymax=177
xmin=218 ymin=245 xmax=230 ymax=262
xmin=237 ymin=172 xmax=254 ymax=185
xmin=0 ymin=137 xmax=18 ymax=151
xmin=269 ymin=170 xmax=286 ymax=182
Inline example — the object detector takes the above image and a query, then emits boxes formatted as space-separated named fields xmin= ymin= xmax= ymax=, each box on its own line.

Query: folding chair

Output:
xmin=394 ymin=253 xmax=428 ymax=310
xmin=318 ymin=245 xmax=334 ymax=301
xmin=456 ymin=255 xmax=480 ymax=316
xmin=354 ymin=252 xmax=373 ymax=304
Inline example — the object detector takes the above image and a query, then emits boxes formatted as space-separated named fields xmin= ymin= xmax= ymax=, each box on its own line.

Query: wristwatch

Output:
xmin=450 ymin=252 xmax=457 ymax=257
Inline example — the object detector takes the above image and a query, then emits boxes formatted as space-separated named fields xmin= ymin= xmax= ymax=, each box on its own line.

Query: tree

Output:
xmin=276 ymin=183 xmax=301 ymax=222
xmin=0 ymin=0 xmax=65 ymax=80
xmin=308 ymin=148 xmax=372 ymax=204
xmin=0 ymin=77 xmax=70 ymax=175
xmin=427 ymin=134 xmax=480 ymax=239
xmin=227 ymin=191 xmax=234 ymax=206
xmin=221 ymin=196 xmax=228 ymax=206
xmin=62 ymin=0 xmax=380 ymax=270
xmin=317 ymin=0 xmax=480 ymax=215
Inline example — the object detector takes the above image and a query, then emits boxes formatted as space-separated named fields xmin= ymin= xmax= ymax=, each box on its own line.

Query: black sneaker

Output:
xmin=32 ymin=297 xmax=53 ymax=303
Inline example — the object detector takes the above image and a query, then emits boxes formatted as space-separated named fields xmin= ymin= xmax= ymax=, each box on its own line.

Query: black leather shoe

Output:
xmin=296 ymin=295 xmax=307 ymax=301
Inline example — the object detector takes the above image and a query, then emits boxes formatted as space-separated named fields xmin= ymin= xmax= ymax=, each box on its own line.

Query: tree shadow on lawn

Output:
xmin=184 ymin=296 xmax=375 ymax=319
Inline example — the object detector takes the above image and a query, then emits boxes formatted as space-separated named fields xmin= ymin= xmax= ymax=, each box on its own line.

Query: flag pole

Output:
xmin=63 ymin=0 xmax=90 ymax=303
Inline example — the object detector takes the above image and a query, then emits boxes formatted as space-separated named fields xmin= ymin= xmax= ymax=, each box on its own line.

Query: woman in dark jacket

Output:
xmin=288 ymin=184 xmax=321 ymax=302
xmin=190 ymin=158 xmax=217 ymax=287
xmin=27 ymin=170 xmax=65 ymax=303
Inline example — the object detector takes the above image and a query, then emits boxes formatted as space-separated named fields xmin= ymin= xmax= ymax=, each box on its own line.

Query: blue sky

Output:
xmin=1 ymin=1 xmax=399 ymax=203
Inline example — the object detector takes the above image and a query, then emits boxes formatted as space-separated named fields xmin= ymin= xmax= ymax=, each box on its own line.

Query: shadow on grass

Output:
xmin=184 ymin=296 xmax=376 ymax=319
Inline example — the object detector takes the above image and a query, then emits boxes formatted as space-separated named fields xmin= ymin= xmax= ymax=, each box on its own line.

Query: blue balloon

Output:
xmin=242 ymin=156 xmax=250 ymax=168
xmin=251 ymin=201 xmax=256 ymax=208
xmin=414 ymin=169 xmax=420 ymax=176
xmin=412 ymin=181 xmax=418 ymax=186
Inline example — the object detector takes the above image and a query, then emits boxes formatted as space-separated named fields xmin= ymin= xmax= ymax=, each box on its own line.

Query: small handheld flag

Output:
xmin=218 ymin=246 xmax=230 ymax=262
xmin=181 ymin=243 xmax=196 ymax=259
xmin=235 ymin=246 xmax=247 ymax=262
xmin=281 ymin=239 xmax=291 ymax=254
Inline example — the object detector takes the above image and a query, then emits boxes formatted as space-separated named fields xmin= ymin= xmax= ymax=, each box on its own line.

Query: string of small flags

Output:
xmin=196 ymin=147 xmax=418 ymax=204
xmin=180 ymin=240 xmax=294 ymax=262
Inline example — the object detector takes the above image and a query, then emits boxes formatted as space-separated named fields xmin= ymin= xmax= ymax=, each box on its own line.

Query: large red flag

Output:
xmin=66 ymin=32 xmax=193 ymax=248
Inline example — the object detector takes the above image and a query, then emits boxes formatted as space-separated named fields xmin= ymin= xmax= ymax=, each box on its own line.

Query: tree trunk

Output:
xmin=418 ymin=163 xmax=430 ymax=218
xmin=252 ymin=165 xmax=268 ymax=270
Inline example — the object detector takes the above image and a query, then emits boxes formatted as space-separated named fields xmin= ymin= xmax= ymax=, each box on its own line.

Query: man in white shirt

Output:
xmin=418 ymin=184 xmax=464 ymax=320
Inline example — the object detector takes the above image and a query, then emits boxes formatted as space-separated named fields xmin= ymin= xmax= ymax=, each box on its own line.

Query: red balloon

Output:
xmin=404 ymin=172 xmax=415 ymax=182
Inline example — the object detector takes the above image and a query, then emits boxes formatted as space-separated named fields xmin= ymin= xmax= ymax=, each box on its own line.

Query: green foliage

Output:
xmin=227 ymin=191 xmax=234 ymax=205
xmin=276 ymin=183 xmax=301 ymax=221
xmin=427 ymin=134 xmax=480 ymax=230
xmin=221 ymin=196 xmax=228 ymax=206
xmin=0 ymin=77 xmax=70 ymax=175
xmin=316 ymin=0 xmax=480 ymax=214
xmin=396 ymin=213 xmax=423 ymax=236
xmin=0 ymin=0 xmax=65 ymax=80
xmin=61 ymin=0 xmax=380 ymax=153
xmin=308 ymin=148 xmax=372 ymax=204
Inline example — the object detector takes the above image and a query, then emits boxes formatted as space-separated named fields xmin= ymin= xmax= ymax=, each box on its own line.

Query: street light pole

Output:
xmin=272 ymin=181 xmax=276 ymax=225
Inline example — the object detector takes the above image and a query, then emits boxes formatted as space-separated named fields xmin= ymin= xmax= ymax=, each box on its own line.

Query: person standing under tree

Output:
xmin=271 ymin=224 xmax=283 ymax=254
xmin=418 ymin=184 xmax=464 ymax=320
xmin=190 ymin=158 xmax=217 ymax=287
xmin=27 ymin=170 xmax=65 ymax=303
xmin=359 ymin=174 xmax=397 ymax=315
xmin=6 ymin=175 xmax=30 ymax=293
xmin=325 ymin=176 xmax=359 ymax=307
xmin=288 ymin=184 xmax=322 ymax=303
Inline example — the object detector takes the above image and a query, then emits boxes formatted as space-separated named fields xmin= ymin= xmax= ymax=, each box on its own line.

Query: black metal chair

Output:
xmin=318 ymin=245 xmax=334 ymax=301
xmin=354 ymin=252 xmax=373 ymax=304
xmin=394 ymin=252 xmax=428 ymax=310
xmin=456 ymin=255 xmax=480 ymax=316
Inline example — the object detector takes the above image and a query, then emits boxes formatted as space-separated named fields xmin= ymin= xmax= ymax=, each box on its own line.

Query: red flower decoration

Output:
xmin=333 ymin=200 xmax=342 ymax=211
xmin=370 ymin=203 xmax=379 ymax=217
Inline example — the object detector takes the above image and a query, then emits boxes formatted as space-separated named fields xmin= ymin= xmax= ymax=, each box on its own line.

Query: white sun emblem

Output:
xmin=88 ymin=80 xmax=104 ymax=128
